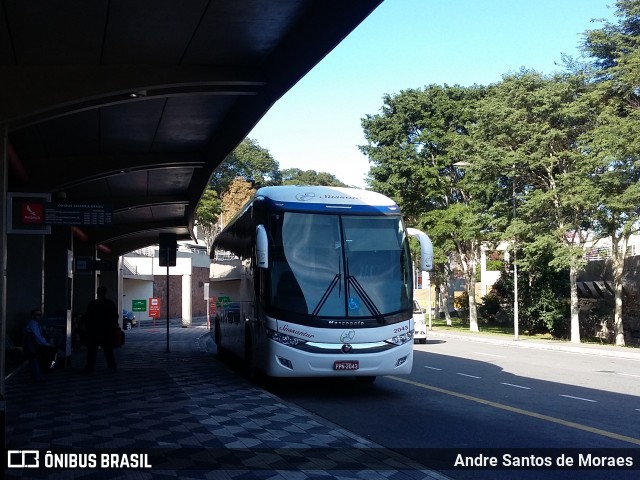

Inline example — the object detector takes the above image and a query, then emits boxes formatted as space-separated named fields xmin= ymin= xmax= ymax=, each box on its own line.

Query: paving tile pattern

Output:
xmin=4 ymin=323 xmax=448 ymax=480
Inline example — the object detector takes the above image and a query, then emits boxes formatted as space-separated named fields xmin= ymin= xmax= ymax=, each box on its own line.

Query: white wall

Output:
xmin=126 ymin=256 xmax=192 ymax=276
xmin=122 ymin=278 xmax=154 ymax=320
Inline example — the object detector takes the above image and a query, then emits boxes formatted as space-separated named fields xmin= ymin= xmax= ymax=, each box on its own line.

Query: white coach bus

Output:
xmin=209 ymin=186 xmax=432 ymax=382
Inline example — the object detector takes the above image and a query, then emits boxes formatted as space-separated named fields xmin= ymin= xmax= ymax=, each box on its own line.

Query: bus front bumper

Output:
xmin=263 ymin=340 xmax=413 ymax=377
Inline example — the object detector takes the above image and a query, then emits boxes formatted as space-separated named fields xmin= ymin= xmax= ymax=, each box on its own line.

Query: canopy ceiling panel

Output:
xmin=1 ymin=0 xmax=383 ymax=256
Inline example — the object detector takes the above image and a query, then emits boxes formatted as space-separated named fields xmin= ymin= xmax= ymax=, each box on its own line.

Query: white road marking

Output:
xmin=474 ymin=352 xmax=505 ymax=358
xmin=501 ymin=382 xmax=531 ymax=390
xmin=456 ymin=372 xmax=481 ymax=379
xmin=560 ymin=394 xmax=597 ymax=403
xmin=617 ymin=372 xmax=640 ymax=378
xmin=390 ymin=376 xmax=640 ymax=446
xmin=424 ymin=366 xmax=442 ymax=371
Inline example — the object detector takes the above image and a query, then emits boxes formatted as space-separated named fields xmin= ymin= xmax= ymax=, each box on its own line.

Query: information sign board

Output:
xmin=132 ymin=300 xmax=146 ymax=312
xmin=44 ymin=202 xmax=112 ymax=226
xmin=149 ymin=298 xmax=161 ymax=318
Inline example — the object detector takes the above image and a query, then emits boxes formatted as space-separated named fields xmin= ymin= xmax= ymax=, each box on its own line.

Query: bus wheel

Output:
xmin=214 ymin=318 xmax=227 ymax=359
xmin=356 ymin=376 xmax=376 ymax=384
xmin=214 ymin=318 xmax=220 ymax=345
xmin=244 ymin=331 xmax=255 ymax=379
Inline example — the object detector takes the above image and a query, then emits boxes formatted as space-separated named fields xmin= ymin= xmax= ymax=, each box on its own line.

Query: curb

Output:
xmin=426 ymin=330 xmax=640 ymax=361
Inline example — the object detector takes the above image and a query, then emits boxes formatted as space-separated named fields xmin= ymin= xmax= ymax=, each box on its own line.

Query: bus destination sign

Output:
xmin=45 ymin=202 xmax=112 ymax=226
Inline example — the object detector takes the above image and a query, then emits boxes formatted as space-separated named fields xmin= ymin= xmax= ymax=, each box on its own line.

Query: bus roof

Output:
xmin=255 ymin=186 xmax=400 ymax=213
xmin=212 ymin=186 xmax=401 ymax=259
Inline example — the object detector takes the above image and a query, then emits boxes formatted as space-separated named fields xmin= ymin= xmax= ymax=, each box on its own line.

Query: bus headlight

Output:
xmin=385 ymin=331 xmax=413 ymax=346
xmin=266 ymin=328 xmax=308 ymax=347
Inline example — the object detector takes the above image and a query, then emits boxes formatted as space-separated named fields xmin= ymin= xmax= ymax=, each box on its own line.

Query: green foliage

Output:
xmin=471 ymin=69 xmax=601 ymax=264
xmin=485 ymin=259 xmax=504 ymax=271
xmin=210 ymin=138 xmax=281 ymax=194
xmin=361 ymin=85 xmax=490 ymax=331
xmin=195 ymin=187 xmax=221 ymax=251
xmin=361 ymin=84 xmax=487 ymax=225
xmin=478 ymin=290 xmax=502 ymax=323
xmin=453 ymin=292 xmax=469 ymax=322
xmin=280 ymin=168 xmax=347 ymax=186
xmin=489 ymin=258 xmax=570 ymax=338
xmin=195 ymin=187 xmax=221 ymax=225
xmin=579 ymin=0 xmax=640 ymax=344
xmin=201 ymin=1 xmax=640 ymax=344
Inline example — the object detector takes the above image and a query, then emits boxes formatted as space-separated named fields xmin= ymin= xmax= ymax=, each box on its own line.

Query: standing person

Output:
xmin=23 ymin=309 xmax=57 ymax=382
xmin=82 ymin=285 xmax=119 ymax=373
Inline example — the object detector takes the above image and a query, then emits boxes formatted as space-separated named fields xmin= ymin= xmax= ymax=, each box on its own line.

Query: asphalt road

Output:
xmin=261 ymin=336 xmax=640 ymax=480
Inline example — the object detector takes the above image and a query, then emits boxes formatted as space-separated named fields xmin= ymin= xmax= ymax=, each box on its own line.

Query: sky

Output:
xmin=248 ymin=0 xmax=618 ymax=188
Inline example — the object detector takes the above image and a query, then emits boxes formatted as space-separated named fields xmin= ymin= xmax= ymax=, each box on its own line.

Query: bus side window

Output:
xmin=277 ymin=271 xmax=303 ymax=298
xmin=275 ymin=271 xmax=307 ymax=313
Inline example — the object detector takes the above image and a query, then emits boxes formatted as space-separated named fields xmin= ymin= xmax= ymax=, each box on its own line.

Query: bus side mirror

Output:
xmin=407 ymin=227 xmax=433 ymax=271
xmin=256 ymin=224 xmax=269 ymax=268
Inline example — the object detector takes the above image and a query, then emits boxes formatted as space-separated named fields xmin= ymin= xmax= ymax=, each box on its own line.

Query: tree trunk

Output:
xmin=612 ymin=236 xmax=627 ymax=347
xmin=438 ymin=286 xmax=452 ymax=326
xmin=466 ymin=252 xmax=479 ymax=332
xmin=467 ymin=277 xmax=479 ymax=332
xmin=569 ymin=264 xmax=580 ymax=344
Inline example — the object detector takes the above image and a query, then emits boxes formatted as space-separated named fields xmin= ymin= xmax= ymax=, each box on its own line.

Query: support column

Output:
xmin=0 ymin=123 xmax=7 ymax=468
xmin=72 ymin=243 xmax=97 ymax=318
xmin=7 ymin=234 xmax=45 ymax=330
xmin=44 ymin=228 xmax=73 ymax=364
xmin=181 ymin=274 xmax=191 ymax=327
xmin=98 ymin=257 xmax=121 ymax=317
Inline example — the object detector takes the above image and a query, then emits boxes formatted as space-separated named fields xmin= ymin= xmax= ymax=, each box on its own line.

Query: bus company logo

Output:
xmin=21 ymin=202 xmax=44 ymax=224
xmin=7 ymin=450 xmax=39 ymax=468
xmin=295 ymin=192 xmax=316 ymax=202
xmin=320 ymin=194 xmax=362 ymax=201
xmin=281 ymin=324 xmax=315 ymax=339
xmin=340 ymin=330 xmax=355 ymax=343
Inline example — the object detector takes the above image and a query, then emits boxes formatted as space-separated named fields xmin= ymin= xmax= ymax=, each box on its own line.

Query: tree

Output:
xmin=210 ymin=138 xmax=281 ymax=194
xmin=195 ymin=187 xmax=221 ymax=252
xmin=581 ymin=0 xmax=640 ymax=345
xmin=361 ymin=84 xmax=489 ymax=332
xmin=220 ymin=178 xmax=255 ymax=227
xmin=470 ymin=70 xmax=600 ymax=343
xmin=280 ymin=168 xmax=347 ymax=186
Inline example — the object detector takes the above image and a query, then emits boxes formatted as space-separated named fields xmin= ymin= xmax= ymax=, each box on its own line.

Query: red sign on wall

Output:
xmin=149 ymin=297 xmax=161 ymax=318
xmin=21 ymin=201 xmax=44 ymax=225
xmin=8 ymin=193 xmax=51 ymax=233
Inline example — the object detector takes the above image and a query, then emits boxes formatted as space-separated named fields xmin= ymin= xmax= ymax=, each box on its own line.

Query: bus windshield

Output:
xmin=269 ymin=212 xmax=412 ymax=320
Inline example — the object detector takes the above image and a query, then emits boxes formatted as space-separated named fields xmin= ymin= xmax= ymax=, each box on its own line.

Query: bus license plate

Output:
xmin=334 ymin=360 xmax=359 ymax=371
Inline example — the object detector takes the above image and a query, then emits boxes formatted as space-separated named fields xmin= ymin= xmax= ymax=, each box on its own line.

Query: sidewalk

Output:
xmin=4 ymin=322 xmax=449 ymax=480
xmin=426 ymin=327 xmax=640 ymax=360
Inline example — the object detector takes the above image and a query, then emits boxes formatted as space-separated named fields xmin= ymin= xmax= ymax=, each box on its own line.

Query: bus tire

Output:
xmin=214 ymin=318 xmax=228 ymax=360
xmin=244 ymin=330 xmax=256 ymax=379
xmin=214 ymin=318 xmax=222 ymax=347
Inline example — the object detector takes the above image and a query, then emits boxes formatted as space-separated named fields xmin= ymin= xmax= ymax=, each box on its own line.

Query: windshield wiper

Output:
xmin=347 ymin=274 xmax=385 ymax=324
xmin=311 ymin=273 xmax=341 ymax=317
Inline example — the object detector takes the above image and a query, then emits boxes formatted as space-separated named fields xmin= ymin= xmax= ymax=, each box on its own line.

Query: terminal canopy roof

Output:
xmin=0 ymin=0 xmax=382 ymax=257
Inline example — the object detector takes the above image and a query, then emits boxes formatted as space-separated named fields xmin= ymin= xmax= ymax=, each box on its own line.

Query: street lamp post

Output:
xmin=512 ymin=166 xmax=519 ymax=341
xmin=513 ymin=251 xmax=519 ymax=340
xmin=426 ymin=271 xmax=432 ymax=331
